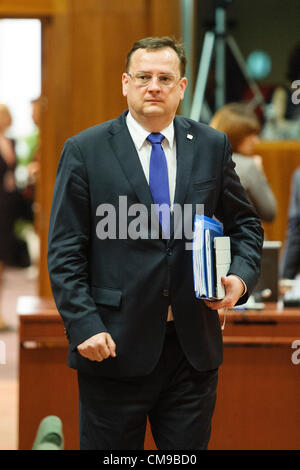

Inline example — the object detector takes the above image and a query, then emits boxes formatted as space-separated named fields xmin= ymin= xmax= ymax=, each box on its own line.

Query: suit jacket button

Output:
xmin=162 ymin=290 xmax=169 ymax=297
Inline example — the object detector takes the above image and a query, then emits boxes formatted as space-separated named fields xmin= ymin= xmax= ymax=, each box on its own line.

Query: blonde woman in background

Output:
xmin=210 ymin=102 xmax=277 ymax=223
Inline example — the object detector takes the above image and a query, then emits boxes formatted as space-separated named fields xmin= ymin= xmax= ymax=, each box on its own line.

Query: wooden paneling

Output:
xmin=70 ymin=0 xmax=150 ymax=133
xmin=148 ymin=0 xmax=181 ymax=38
xmin=69 ymin=0 xmax=181 ymax=133
xmin=255 ymin=141 xmax=300 ymax=244
xmin=71 ymin=0 xmax=148 ymax=15
xmin=37 ymin=10 xmax=73 ymax=297
xmin=0 ymin=0 xmax=68 ymax=16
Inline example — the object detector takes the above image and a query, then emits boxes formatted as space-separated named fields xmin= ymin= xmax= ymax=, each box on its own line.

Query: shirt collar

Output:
xmin=126 ymin=111 xmax=175 ymax=150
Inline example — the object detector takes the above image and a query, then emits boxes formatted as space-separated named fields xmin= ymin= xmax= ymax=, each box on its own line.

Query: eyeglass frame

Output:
xmin=126 ymin=72 xmax=182 ymax=88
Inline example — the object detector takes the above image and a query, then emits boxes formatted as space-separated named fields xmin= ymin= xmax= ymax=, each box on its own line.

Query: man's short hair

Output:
xmin=126 ymin=36 xmax=186 ymax=77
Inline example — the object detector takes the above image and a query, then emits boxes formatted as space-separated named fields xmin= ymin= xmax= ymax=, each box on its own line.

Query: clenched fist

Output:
xmin=77 ymin=332 xmax=117 ymax=362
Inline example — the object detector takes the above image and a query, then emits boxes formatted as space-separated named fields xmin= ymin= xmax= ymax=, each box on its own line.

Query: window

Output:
xmin=0 ymin=19 xmax=41 ymax=138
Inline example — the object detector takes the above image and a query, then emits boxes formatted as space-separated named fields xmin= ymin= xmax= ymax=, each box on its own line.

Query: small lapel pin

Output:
xmin=187 ymin=134 xmax=193 ymax=140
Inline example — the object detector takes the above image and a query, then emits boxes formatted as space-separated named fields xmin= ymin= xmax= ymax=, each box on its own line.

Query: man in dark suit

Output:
xmin=47 ymin=36 xmax=263 ymax=450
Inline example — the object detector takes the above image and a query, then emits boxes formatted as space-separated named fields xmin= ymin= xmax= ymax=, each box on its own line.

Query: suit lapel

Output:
xmin=168 ymin=116 xmax=197 ymax=240
xmin=173 ymin=116 xmax=197 ymax=207
xmin=108 ymin=112 xmax=154 ymax=211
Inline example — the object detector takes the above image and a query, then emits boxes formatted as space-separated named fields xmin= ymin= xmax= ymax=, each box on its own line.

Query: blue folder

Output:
xmin=192 ymin=215 xmax=223 ymax=299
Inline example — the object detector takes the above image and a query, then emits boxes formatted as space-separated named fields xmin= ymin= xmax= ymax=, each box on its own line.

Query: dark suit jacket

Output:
xmin=47 ymin=110 xmax=263 ymax=377
xmin=280 ymin=166 xmax=300 ymax=279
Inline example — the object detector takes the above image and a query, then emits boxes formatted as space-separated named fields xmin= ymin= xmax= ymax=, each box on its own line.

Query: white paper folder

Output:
xmin=214 ymin=235 xmax=231 ymax=299
xmin=214 ymin=249 xmax=231 ymax=265
xmin=214 ymin=236 xmax=230 ymax=250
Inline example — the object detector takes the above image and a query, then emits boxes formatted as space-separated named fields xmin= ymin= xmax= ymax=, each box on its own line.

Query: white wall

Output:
xmin=0 ymin=19 xmax=41 ymax=138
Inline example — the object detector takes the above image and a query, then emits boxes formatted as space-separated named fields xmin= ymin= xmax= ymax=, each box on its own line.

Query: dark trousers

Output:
xmin=77 ymin=322 xmax=218 ymax=450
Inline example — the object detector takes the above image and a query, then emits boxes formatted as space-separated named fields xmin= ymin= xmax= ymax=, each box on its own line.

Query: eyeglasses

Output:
xmin=127 ymin=72 xmax=181 ymax=88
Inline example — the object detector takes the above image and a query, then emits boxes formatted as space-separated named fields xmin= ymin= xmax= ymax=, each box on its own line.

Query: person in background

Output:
xmin=280 ymin=167 xmax=300 ymax=279
xmin=210 ymin=102 xmax=277 ymax=223
xmin=14 ymin=96 xmax=43 ymax=278
xmin=27 ymin=96 xmax=41 ymax=184
xmin=15 ymin=96 xmax=42 ymax=216
xmin=0 ymin=104 xmax=17 ymax=329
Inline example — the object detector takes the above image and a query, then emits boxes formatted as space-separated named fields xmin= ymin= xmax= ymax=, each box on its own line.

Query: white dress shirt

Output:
xmin=126 ymin=111 xmax=176 ymax=210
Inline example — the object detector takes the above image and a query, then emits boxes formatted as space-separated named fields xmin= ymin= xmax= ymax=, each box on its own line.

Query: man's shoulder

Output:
xmin=70 ymin=114 xmax=124 ymax=147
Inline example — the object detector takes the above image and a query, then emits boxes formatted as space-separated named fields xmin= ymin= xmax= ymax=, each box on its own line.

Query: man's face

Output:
xmin=122 ymin=47 xmax=187 ymax=128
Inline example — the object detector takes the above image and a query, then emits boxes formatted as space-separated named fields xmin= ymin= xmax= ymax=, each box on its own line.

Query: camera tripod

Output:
xmin=189 ymin=0 xmax=265 ymax=122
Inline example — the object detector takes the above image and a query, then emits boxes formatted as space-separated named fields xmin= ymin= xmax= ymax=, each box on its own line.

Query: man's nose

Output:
xmin=147 ymin=75 xmax=161 ymax=91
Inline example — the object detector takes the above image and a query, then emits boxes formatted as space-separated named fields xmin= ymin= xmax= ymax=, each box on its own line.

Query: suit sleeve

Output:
xmin=215 ymin=134 xmax=264 ymax=304
xmin=47 ymin=138 xmax=108 ymax=350
xmin=280 ymin=168 xmax=300 ymax=279
xmin=280 ymin=217 xmax=300 ymax=279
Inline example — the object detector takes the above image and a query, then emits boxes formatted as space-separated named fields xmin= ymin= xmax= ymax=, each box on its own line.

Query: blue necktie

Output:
xmin=147 ymin=133 xmax=170 ymax=238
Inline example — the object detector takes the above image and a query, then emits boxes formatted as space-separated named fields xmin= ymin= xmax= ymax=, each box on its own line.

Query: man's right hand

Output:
xmin=77 ymin=332 xmax=117 ymax=362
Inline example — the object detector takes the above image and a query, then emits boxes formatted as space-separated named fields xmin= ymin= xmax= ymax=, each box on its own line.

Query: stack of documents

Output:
xmin=192 ymin=215 xmax=231 ymax=300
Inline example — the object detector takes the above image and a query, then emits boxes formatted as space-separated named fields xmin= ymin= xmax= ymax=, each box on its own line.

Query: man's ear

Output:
xmin=122 ymin=73 xmax=129 ymax=97
xmin=179 ymin=77 xmax=188 ymax=101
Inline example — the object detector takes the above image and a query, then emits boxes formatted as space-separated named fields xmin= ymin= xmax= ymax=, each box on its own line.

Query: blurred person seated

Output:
xmin=262 ymin=42 xmax=300 ymax=140
xmin=210 ymin=102 xmax=277 ymax=223
xmin=280 ymin=166 xmax=300 ymax=280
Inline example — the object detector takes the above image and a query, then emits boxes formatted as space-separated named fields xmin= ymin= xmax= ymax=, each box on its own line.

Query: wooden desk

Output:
xmin=209 ymin=305 xmax=300 ymax=450
xmin=18 ymin=297 xmax=300 ymax=450
xmin=18 ymin=297 xmax=79 ymax=450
